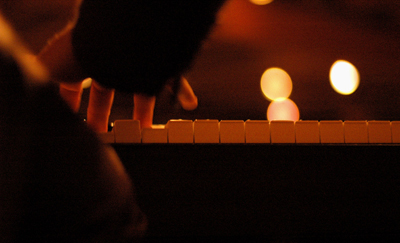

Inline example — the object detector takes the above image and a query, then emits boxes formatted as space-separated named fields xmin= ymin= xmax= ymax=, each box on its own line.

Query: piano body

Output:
xmin=101 ymin=119 xmax=400 ymax=241
xmin=91 ymin=0 xmax=400 ymax=241
xmin=2 ymin=0 xmax=400 ymax=241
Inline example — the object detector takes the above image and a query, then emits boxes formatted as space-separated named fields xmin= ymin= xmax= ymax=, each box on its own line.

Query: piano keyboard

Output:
xmin=109 ymin=120 xmax=400 ymax=240
xmin=97 ymin=119 xmax=400 ymax=144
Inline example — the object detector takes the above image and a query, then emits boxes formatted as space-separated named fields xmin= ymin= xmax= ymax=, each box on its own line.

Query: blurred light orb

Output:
xmin=261 ymin=67 xmax=293 ymax=101
xmin=267 ymin=98 xmax=300 ymax=121
xmin=250 ymin=0 xmax=274 ymax=5
xmin=329 ymin=60 xmax=360 ymax=95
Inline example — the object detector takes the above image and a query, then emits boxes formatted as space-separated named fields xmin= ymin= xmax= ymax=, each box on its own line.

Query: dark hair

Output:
xmin=72 ymin=0 xmax=226 ymax=95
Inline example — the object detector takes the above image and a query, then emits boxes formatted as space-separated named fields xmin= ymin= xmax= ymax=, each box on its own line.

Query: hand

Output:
xmin=133 ymin=77 xmax=199 ymax=129
xmin=173 ymin=76 xmax=198 ymax=112
xmin=37 ymin=26 xmax=198 ymax=133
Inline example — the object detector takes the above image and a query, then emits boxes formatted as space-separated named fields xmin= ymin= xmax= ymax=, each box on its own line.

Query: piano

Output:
xmin=100 ymin=119 xmax=400 ymax=241
xmin=2 ymin=0 xmax=400 ymax=241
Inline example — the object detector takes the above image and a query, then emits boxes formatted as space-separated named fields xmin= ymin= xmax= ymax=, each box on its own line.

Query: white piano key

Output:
xmin=219 ymin=120 xmax=245 ymax=143
xmin=344 ymin=121 xmax=368 ymax=143
xmin=245 ymin=120 xmax=270 ymax=143
xmin=194 ymin=119 xmax=220 ymax=143
xmin=368 ymin=121 xmax=392 ymax=144
xmin=320 ymin=120 xmax=344 ymax=144
xmin=142 ymin=125 xmax=168 ymax=144
xmin=97 ymin=131 xmax=115 ymax=144
xmin=295 ymin=120 xmax=320 ymax=144
xmin=270 ymin=120 xmax=295 ymax=144
xmin=166 ymin=119 xmax=194 ymax=143
xmin=391 ymin=121 xmax=400 ymax=143
xmin=113 ymin=120 xmax=141 ymax=143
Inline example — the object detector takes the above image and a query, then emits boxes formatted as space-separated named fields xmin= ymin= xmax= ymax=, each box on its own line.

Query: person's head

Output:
xmin=71 ymin=0 xmax=226 ymax=96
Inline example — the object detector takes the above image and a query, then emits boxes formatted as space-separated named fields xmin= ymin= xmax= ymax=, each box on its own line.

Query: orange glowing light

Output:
xmin=329 ymin=60 xmax=360 ymax=95
xmin=267 ymin=98 xmax=300 ymax=121
xmin=250 ymin=0 xmax=274 ymax=5
xmin=261 ymin=68 xmax=293 ymax=101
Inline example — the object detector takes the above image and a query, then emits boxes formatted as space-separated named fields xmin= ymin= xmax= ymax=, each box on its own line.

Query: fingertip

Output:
xmin=179 ymin=94 xmax=198 ymax=111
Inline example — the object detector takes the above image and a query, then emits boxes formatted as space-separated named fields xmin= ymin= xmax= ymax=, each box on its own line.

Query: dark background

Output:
xmin=2 ymin=0 xmax=400 ymax=123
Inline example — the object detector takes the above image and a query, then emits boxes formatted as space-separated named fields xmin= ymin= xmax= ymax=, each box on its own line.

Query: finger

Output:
xmin=87 ymin=80 xmax=115 ymax=133
xmin=59 ymin=81 xmax=83 ymax=113
xmin=177 ymin=76 xmax=198 ymax=111
xmin=133 ymin=93 xmax=156 ymax=129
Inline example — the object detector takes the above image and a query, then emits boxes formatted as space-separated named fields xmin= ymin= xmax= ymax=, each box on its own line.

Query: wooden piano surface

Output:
xmin=116 ymin=143 xmax=400 ymax=241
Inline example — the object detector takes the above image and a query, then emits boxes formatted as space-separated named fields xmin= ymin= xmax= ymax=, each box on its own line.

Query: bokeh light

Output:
xmin=261 ymin=67 xmax=293 ymax=101
xmin=267 ymin=98 xmax=300 ymax=121
xmin=329 ymin=60 xmax=360 ymax=95
xmin=250 ymin=0 xmax=274 ymax=5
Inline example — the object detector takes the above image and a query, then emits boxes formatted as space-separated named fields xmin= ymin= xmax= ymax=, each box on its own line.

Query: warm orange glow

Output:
xmin=215 ymin=0 xmax=266 ymax=43
xmin=250 ymin=0 xmax=274 ymax=5
xmin=267 ymin=98 xmax=300 ymax=121
xmin=329 ymin=60 xmax=360 ymax=95
xmin=0 ymin=15 xmax=49 ymax=83
xmin=82 ymin=78 xmax=92 ymax=89
xmin=261 ymin=68 xmax=293 ymax=101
